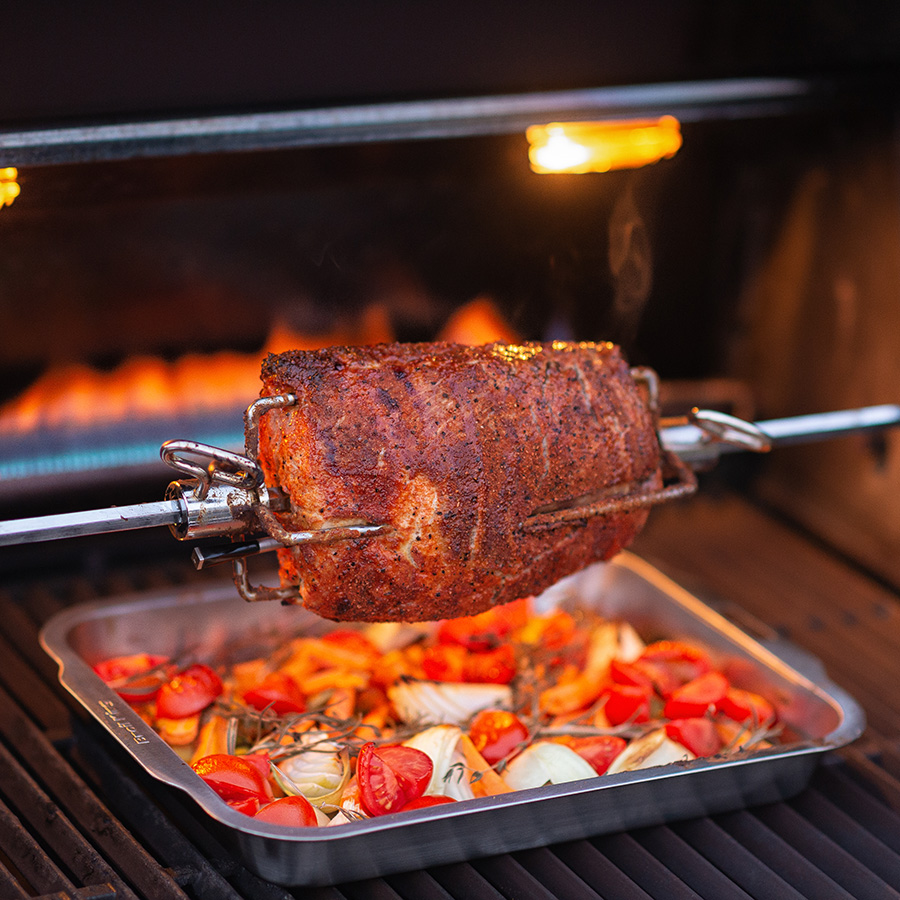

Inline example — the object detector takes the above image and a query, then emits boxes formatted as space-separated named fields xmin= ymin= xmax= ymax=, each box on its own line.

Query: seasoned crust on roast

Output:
xmin=257 ymin=341 xmax=660 ymax=622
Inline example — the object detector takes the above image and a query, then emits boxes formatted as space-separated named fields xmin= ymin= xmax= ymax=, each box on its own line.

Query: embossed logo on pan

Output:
xmin=98 ymin=699 xmax=151 ymax=745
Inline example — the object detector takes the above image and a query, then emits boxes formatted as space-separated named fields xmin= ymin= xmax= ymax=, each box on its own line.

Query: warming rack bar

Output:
xmin=0 ymin=77 xmax=814 ymax=166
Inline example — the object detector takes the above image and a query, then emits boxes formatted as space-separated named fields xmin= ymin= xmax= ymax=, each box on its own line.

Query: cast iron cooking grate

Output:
xmin=2 ymin=496 xmax=900 ymax=899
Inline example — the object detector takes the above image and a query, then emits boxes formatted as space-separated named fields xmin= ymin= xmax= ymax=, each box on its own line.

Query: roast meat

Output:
xmin=257 ymin=341 xmax=660 ymax=622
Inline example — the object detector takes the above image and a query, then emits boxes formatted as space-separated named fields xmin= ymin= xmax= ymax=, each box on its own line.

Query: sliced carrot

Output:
xmin=322 ymin=687 xmax=356 ymax=722
xmin=371 ymin=647 xmax=424 ymax=687
xmin=458 ymin=734 xmax=513 ymax=796
xmin=304 ymin=638 xmax=380 ymax=671
xmin=300 ymin=668 xmax=369 ymax=695
xmin=715 ymin=718 xmax=773 ymax=751
xmin=156 ymin=713 xmax=200 ymax=747
xmin=592 ymin=705 xmax=612 ymax=729
xmin=555 ymin=664 xmax=582 ymax=686
xmin=229 ymin=659 xmax=269 ymax=695
xmin=189 ymin=714 xmax=230 ymax=765
xmin=279 ymin=642 xmax=319 ymax=683
xmin=354 ymin=704 xmax=390 ymax=741
xmin=539 ymin=674 xmax=606 ymax=716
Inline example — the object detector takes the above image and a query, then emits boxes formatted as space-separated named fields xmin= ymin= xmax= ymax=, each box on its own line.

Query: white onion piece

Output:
xmin=326 ymin=808 xmax=357 ymax=826
xmin=584 ymin=622 xmax=621 ymax=678
xmin=403 ymin=725 xmax=475 ymax=801
xmin=605 ymin=729 xmax=695 ymax=775
xmin=388 ymin=680 xmax=512 ymax=726
xmin=502 ymin=742 xmax=597 ymax=791
xmin=615 ymin=622 xmax=645 ymax=662
xmin=271 ymin=732 xmax=351 ymax=808
xmin=313 ymin=806 xmax=332 ymax=826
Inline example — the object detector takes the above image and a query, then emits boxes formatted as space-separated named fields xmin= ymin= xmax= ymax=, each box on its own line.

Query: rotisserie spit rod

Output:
xmin=0 ymin=402 xmax=897 ymax=551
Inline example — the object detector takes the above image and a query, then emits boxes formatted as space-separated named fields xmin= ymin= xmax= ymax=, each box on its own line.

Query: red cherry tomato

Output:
xmin=468 ymin=709 xmax=529 ymax=765
xmin=610 ymin=658 xmax=679 ymax=698
xmin=663 ymin=671 xmax=729 ymax=720
xmin=356 ymin=742 xmax=433 ymax=817
xmin=422 ymin=644 xmax=467 ymax=682
xmin=321 ymin=629 xmax=379 ymax=658
xmin=423 ymin=645 xmax=516 ymax=685
xmin=254 ymin=795 xmax=318 ymax=827
xmin=557 ymin=735 xmax=627 ymax=775
xmin=398 ymin=795 xmax=457 ymax=811
xmin=437 ymin=598 xmax=529 ymax=651
xmin=609 ymin=659 xmax=654 ymax=691
xmin=93 ymin=653 xmax=170 ymax=703
xmin=192 ymin=754 xmax=274 ymax=804
xmin=639 ymin=640 xmax=712 ymax=686
xmin=243 ymin=672 xmax=306 ymax=715
xmin=463 ymin=646 xmax=516 ymax=685
xmin=716 ymin=687 xmax=776 ymax=725
xmin=228 ymin=796 xmax=261 ymax=816
xmin=156 ymin=664 xmax=223 ymax=719
xmin=530 ymin=610 xmax=579 ymax=651
xmin=603 ymin=684 xmax=653 ymax=725
xmin=240 ymin=752 xmax=272 ymax=781
xmin=665 ymin=717 xmax=722 ymax=757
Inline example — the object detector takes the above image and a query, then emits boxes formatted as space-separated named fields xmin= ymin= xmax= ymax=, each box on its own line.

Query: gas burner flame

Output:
xmin=0 ymin=299 xmax=517 ymax=434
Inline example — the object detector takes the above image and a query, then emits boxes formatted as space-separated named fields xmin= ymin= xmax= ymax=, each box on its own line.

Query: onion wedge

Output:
xmin=502 ymin=741 xmax=597 ymax=791
xmin=389 ymin=680 xmax=512 ymax=726
xmin=403 ymin=725 xmax=476 ymax=801
xmin=605 ymin=728 xmax=695 ymax=775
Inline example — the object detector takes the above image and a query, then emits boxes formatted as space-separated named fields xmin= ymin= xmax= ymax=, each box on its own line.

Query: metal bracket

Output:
xmin=689 ymin=408 xmax=773 ymax=453
xmin=161 ymin=439 xmax=263 ymax=498
xmin=525 ymin=367 xmax=696 ymax=531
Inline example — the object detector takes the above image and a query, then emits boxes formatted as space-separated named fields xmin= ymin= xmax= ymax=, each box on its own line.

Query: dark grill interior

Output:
xmin=4 ymin=492 xmax=900 ymax=899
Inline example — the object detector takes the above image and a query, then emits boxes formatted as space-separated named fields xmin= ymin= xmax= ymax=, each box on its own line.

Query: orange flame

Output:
xmin=0 ymin=299 xmax=517 ymax=433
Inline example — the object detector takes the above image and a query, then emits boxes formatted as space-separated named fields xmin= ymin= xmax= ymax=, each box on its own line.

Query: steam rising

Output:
xmin=608 ymin=186 xmax=653 ymax=344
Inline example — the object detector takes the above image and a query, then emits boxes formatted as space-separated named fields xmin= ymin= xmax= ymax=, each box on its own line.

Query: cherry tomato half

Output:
xmin=663 ymin=671 xmax=729 ymax=720
xmin=228 ymin=796 xmax=261 ymax=816
xmin=603 ymin=684 xmax=652 ymax=725
xmin=462 ymin=646 xmax=517 ymax=685
xmin=254 ymin=795 xmax=318 ymax=827
xmin=716 ymin=687 xmax=776 ymax=725
xmin=356 ymin=742 xmax=433 ymax=817
xmin=93 ymin=653 xmax=170 ymax=703
xmin=422 ymin=644 xmax=467 ymax=682
xmin=556 ymin=735 xmax=627 ymax=775
xmin=639 ymin=640 xmax=712 ymax=686
xmin=192 ymin=754 xmax=274 ymax=804
xmin=468 ymin=709 xmax=529 ymax=765
xmin=156 ymin=664 xmax=223 ymax=719
xmin=243 ymin=672 xmax=306 ymax=715
xmin=240 ymin=752 xmax=272 ymax=781
xmin=665 ymin=717 xmax=722 ymax=757
xmin=321 ymin=629 xmax=380 ymax=659
xmin=437 ymin=598 xmax=529 ymax=651
xmin=423 ymin=645 xmax=517 ymax=685
xmin=610 ymin=658 xmax=679 ymax=699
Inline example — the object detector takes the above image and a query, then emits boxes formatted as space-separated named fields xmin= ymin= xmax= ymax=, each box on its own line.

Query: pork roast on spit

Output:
xmin=257 ymin=341 xmax=662 ymax=622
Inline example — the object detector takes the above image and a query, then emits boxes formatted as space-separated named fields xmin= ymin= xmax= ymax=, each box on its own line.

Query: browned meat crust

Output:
xmin=258 ymin=341 xmax=660 ymax=622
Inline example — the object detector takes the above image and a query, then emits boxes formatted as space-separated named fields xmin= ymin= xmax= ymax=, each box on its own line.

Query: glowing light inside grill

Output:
xmin=1 ymin=167 xmax=20 ymax=208
xmin=527 ymin=118 xmax=682 ymax=174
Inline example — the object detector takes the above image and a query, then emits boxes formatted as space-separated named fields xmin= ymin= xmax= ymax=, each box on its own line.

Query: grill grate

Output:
xmin=2 ymin=495 xmax=900 ymax=898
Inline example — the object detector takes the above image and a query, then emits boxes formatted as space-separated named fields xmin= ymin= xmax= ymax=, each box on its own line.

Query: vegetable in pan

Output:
xmin=93 ymin=597 xmax=778 ymax=827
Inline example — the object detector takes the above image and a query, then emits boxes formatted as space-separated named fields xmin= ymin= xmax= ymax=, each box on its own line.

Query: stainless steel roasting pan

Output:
xmin=40 ymin=553 xmax=865 ymax=887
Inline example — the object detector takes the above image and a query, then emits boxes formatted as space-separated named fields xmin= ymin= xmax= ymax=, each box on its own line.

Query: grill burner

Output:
xmin=2 ymin=495 xmax=900 ymax=898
